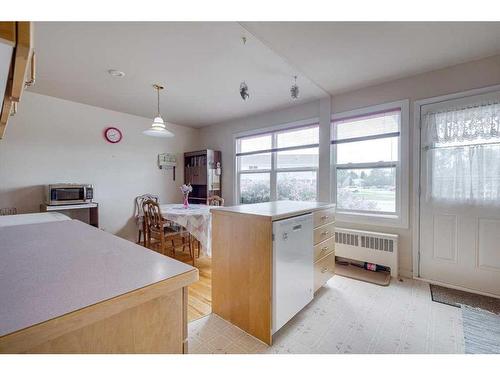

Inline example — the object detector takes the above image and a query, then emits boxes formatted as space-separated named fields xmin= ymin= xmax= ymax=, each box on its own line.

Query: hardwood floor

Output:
xmin=173 ymin=249 xmax=212 ymax=322
xmin=144 ymin=239 xmax=212 ymax=322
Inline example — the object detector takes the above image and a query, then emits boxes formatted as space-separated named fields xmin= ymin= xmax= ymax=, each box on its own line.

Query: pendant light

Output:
xmin=239 ymin=36 xmax=250 ymax=101
xmin=290 ymin=75 xmax=299 ymax=100
xmin=143 ymin=84 xmax=174 ymax=138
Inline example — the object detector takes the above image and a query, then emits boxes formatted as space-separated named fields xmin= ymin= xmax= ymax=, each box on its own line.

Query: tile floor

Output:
xmin=188 ymin=275 xmax=465 ymax=354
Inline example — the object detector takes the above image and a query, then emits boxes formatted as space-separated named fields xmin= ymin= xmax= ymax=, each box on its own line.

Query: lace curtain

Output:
xmin=423 ymin=101 xmax=500 ymax=205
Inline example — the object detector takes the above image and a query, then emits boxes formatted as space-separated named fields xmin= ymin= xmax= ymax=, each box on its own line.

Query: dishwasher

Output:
xmin=272 ymin=213 xmax=314 ymax=334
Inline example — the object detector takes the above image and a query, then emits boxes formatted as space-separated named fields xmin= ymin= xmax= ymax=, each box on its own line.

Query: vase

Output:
xmin=183 ymin=194 xmax=189 ymax=209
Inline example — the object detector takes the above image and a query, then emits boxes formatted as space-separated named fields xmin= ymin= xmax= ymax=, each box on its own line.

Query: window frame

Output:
xmin=331 ymin=100 xmax=409 ymax=228
xmin=234 ymin=119 xmax=320 ymax=204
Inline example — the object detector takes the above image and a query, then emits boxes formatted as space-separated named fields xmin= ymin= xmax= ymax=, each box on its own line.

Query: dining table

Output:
xmin=159 ymin=203 xmax=213 ymax=257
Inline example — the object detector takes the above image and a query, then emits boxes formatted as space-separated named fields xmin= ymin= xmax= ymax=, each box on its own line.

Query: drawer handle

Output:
xmin=321 ymin=246 xmax=329 ymax=252
xmin=321 ymin=215 xmax=329 ymax=220
xmin=321 ymin=267 xmax=328 ymax=273
xmin=321 ymin=231 xmax=329 ymax=236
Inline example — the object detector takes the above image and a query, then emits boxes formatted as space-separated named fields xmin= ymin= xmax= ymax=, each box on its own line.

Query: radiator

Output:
xmin=335 ymin=227 xmax=399 ymax=277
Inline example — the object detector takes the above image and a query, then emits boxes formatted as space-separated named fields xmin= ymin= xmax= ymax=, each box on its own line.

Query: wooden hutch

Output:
xmin=184 ymin=149 xmax=221 ymax=204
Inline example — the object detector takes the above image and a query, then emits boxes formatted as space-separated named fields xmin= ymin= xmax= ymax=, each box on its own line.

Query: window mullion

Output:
xmin=270 ymin=133 xmax=277 ymax=201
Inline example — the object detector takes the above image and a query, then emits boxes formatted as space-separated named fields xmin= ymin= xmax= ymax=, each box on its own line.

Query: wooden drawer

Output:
xmin=314 ymin=237 xmax=335 ymax=262
xmin=313 ymin=222 xmax=335 ymax=245
xmin=314 ymin=252 xmax=335 ymax=292
xmin=313 ymin=208 xmax=335 ymax=228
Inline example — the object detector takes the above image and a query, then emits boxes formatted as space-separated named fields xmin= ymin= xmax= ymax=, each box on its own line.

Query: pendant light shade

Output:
xmin=143 ymin=84 xmax=174 ymax=138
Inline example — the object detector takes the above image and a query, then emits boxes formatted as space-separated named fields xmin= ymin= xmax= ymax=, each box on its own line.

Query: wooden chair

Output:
xmin=142 ymin=200 xmax=195 ymax=265
xmin=0 ymin=207 xmax=17 ymax=216
xmin=207 ymin=195 xmax=224 ymax=207
xmin=134 ymin=194 xmax=159 ymax=246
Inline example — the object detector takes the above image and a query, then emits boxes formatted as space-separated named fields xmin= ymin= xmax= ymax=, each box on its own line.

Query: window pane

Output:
xmin=240 ymin=173 xmax=270 ymax=204
xmin=239 ymin=134 xmax=272 ymax=153
xmin=277 ymin=147 xmax=319 ymax=168
xmin=337 ymin=168 xmax=396 ymax=212
xmin=337 ymin=137 xmax=398 ymax=164
xmin=238 ymin=153 xmax=271 ymax=171
xmin=277 ymin=171 xmax=317 ymax=201
xmin=334 ymin=110 xmax=400 ymax=141
xmin=277 ymin=126 xmax=319 ymax=148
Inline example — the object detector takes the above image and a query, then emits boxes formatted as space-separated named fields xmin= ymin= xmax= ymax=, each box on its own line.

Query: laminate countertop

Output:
xmin=0 ymin=219 xmax=197 ymax=337
xmin=212 ymin=200 xmax=335 ymax=221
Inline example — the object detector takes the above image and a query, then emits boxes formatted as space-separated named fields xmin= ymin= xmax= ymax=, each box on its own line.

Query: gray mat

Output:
xmin=430 ymin=284 xmax=500 ymax=315
xmin=462 ymin=305 xmax=500 ymax=354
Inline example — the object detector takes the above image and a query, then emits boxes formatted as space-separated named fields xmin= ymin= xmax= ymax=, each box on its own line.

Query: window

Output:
xmin=331 ymin=101 xmax=409 ymax=227
xmin=236 ymin=123 xmax=319 ymax=204
xmin=423 ymin=101 xmax=500 ymax=204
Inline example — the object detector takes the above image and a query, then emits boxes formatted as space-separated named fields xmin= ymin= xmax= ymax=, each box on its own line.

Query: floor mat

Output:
xmin=462 ymin=305 xmax=500 ymax=354
xmin=430 ymin=284 xmax=500 ymax=314
xmin=335 ymin=263 xmax=390 ymax=286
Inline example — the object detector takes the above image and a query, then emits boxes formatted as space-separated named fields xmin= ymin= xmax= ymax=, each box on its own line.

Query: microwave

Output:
xmin=45 ymin=184 xmax=94 ymax=206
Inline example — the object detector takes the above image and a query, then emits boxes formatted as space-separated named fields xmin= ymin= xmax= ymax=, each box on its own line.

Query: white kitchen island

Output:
xmin=211 ymin=201 xmax=335 ymax=345
xmin=0 ymin=217 xmax=198 ymax=353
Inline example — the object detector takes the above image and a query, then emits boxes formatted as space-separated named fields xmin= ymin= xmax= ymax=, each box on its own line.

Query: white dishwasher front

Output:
xmin=272 ymin=213 xmax=314 ymax=334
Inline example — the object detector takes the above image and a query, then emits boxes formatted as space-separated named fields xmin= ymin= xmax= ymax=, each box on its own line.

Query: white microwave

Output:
xmin=45 ymin=184 xmax=94 ymax=206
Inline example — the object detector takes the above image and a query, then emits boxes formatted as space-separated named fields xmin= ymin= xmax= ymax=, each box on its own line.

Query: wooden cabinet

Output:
xmin=212 ymin=202 xmax=335 ymax=345
xmin=314 ymin=252 xmax=336 ymax=292
xmin=0 ymin=21 xmax=34 ymax=139
xmin=314 ymin=236 xmax=335 ymax=262
xmin=313 ymin=208 xmax=335 ymax=292
xmin=184 ymin=149 xmax=221 ymax=204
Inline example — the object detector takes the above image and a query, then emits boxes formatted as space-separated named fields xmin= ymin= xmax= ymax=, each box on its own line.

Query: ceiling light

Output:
xmin=239 ymin=37 xmax=250 ymax=101
xmin=143 ymin=84 xmax=174 ymax=138
xmin=108 ymin=69 xmax=125 ymax=78
xmin=240 ymin=81 xmax=249 ymax=101
xmin=290 ymin=75 xmax=299 ymax=100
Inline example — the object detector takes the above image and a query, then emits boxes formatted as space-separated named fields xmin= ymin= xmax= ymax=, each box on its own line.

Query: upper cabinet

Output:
xmin=0 ymin=22 xmax=34 ymax=139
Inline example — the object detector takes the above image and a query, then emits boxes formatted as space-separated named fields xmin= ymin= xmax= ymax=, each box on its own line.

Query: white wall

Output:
xmin=0 ymin=92 xmax=200 ymax=241
xmin=199 ymin=54 xmax=500 ymax=278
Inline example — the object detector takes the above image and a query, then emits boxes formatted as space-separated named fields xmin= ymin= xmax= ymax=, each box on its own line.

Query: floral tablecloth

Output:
xmin=159 ymin=204 xmax=212 ymax=257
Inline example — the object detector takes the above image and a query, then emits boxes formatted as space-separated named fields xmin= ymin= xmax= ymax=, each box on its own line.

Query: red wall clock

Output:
xmin=104 ymin=127 xmax=123 ymax=143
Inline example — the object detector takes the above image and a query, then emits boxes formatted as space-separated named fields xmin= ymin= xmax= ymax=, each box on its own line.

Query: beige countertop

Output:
xmin=212 ymin=200 xmax=335 ymax=221
xmin=0 ymin=219 xmax=196 ymax=337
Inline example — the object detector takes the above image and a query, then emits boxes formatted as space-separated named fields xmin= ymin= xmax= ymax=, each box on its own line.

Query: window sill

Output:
xmin=335 ymin=210 xmax=408 ymax=229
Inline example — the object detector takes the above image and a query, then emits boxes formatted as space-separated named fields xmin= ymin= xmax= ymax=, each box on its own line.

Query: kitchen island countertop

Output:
xmin=211 ymin=200 xmax=335 ymax=221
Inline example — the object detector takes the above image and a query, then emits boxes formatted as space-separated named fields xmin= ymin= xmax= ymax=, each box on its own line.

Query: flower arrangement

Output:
xmin=180 ymin=184 xmax=193 ymax=208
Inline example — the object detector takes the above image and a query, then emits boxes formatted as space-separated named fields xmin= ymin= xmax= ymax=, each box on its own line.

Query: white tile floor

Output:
xmin=188 ymin=275 xmax=465 ymax=354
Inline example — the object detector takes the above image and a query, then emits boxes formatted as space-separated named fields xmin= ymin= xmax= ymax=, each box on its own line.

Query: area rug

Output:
xmin=462 ymin=305 xmax=500 ymax=354
xmin=335 ymin=263 xmax=390 ymax=286
xmin=430 ymin=284 xmax=500 ymax=314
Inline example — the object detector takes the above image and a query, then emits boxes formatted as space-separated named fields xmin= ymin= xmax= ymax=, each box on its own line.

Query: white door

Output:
xmin=419 ymin=91 xmax=500 ymax=297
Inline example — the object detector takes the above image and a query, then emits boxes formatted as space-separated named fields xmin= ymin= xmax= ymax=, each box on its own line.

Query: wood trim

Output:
xmin=10 ymin=22 xmax=33 ymax=102
xmin=0 ymin=89 xmax=13 ymax=139
xmin=182 ymin=286 xmax=188 ymax=353
xmin=211 ymin=210 xmax=273 ymax=345
xmin=0 ymin=22 xmax=16 ymax=46
xmin=0 ymin=269 xmax=198 ymax=353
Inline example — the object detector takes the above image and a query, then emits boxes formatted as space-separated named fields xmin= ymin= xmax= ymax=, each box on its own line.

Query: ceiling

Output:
xmin=30 ymin=22 xmax=500 ymax=128
xmin=30 ymin=22 xmax=325 ymax=128
xmin=241 ymin=22 xmax=500 ymax=95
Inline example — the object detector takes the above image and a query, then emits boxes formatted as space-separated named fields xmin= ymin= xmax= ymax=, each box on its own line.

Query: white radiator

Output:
xmin=335 ymin=227 xmax=399 ymax=277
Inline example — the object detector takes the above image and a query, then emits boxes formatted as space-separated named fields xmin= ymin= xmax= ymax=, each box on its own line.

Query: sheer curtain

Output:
xmin=422 ymin=101 xmax=500 ymax=205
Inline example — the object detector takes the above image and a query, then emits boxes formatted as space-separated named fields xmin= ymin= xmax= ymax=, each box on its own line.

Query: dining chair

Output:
xmin=0 ymin=207 xmax=17 ymax=216
xmin=134 ymin=194 xmax=159 ymax=246
xmin=142 ymin=199 xmax=195 ymax=265
xmin=207 ymin=195 xmax=224 ymax=207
